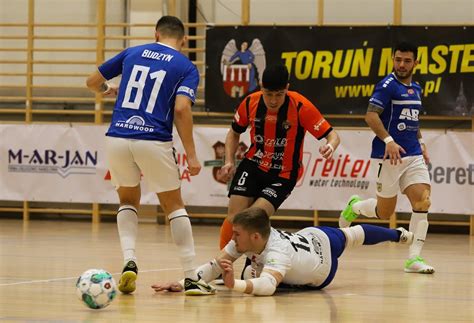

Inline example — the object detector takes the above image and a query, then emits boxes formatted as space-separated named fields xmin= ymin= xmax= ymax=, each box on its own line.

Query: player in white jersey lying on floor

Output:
xmin=339 ymin=41 xmax=434 ymax=274
xmin=151 ymin=207 xmax=413 ymax=296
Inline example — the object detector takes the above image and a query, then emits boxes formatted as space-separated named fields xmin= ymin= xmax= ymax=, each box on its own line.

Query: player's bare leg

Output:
xmin=220 ymin=195 xmax=254 ymax=249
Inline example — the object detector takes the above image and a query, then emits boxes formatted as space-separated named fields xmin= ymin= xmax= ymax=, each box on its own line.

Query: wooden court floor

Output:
xmin=1 ymin=218 xmax=474 ymax=322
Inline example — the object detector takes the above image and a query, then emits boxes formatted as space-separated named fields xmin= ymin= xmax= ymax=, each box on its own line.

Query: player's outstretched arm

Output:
xmin=150 ymin=281 xmax=184 ymax=292
xmin=151 ymin=250 xmax=236 ymax=293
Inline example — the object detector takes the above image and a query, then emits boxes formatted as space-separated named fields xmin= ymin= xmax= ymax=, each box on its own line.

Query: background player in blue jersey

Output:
xmin=339 ymin=42 xmax=434 ymax=274
xmin=86 ymin=16 xmax=214 ymax=295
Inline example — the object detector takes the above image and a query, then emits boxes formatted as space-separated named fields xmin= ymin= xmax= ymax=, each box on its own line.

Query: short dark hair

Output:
xmin=155 ymin=16 xmax=185 ymax=39
xmin=393 ymin=41 xmax=418 ymax=60
xmin=262 ymin=64 xmax=289 ymax=91
xmin=233 ymin=207 xmax=271 ymax=239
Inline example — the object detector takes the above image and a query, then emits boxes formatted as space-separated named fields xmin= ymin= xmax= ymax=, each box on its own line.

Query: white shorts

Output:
xmin=105 ymin=136 xmax=181 ymax=193
xmin=372 ymin=155 xmax=431 ymax=198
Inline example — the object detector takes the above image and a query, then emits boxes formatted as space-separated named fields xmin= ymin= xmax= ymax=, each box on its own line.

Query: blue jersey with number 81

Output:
xmin=99 ymin=42 xmax=199 ymax=142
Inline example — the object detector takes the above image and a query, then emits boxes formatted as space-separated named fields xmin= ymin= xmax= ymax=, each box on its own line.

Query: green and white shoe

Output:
xmin=404 ymin=256 xmax=435 ymax=274
xmin=339 ymin=195 xmax=361 ymax=228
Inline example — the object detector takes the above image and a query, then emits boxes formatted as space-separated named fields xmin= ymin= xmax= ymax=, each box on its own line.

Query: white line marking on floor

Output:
xmin=0 ymin=267 xmax=181 ymax=286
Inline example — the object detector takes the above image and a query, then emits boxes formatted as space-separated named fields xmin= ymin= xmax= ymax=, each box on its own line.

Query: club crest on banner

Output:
xmin=220 ymin=39 xmax=266 ymax=98
xmin=204 ymin=141 xmax=248 ymax=184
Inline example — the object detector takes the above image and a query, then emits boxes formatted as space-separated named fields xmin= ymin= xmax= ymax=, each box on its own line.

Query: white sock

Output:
xmin=117 ymin=205 xmax=138 ymax=265
xmin=353 ymin=198 xmax=378 ymax=218
xmin=168 ymin=209 xmax=198 ymax=280
xmin=409 ymin=211 xmax=428 ymax=259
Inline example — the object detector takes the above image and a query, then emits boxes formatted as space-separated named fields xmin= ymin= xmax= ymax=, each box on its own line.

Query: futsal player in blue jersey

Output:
xmin=86 ymin=16 xmax=215 ymax=295
xmin=339 ymin=42 xmax=434 ymax=274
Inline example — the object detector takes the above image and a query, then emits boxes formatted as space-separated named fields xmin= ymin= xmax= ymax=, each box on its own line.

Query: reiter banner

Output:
xmin=205 ymin=26 xmax=474 ymax=116
xmin=0 ymin=125 xmax=472 ymax=214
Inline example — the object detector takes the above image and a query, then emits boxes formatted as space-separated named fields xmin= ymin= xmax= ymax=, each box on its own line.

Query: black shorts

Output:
xmin=228 ymin=158 xmax=296 ymax=210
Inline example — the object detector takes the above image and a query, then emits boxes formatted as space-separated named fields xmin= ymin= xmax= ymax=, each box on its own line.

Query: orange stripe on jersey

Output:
xmin=231 ymin=91 xmax=332 ymax=181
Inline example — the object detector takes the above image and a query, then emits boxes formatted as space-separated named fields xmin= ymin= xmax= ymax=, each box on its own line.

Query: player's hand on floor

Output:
xmin=218 ymin=259 xmax=235 ymax=289
xmin=151 ymin=281 xmax=183 ymax=292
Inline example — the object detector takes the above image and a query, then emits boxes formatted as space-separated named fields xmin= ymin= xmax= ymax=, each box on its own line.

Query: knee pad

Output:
xmin=340 ymin=225 xmax=365 ymax=248
xmin=414 ymin=189 xmax=431 ymax=211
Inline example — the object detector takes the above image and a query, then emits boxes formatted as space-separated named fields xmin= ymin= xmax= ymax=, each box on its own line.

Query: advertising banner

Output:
xmin=0 ymin=125 xmax=472 ymax=214
xmin=205 ymin=26 xmax=474 ymax=116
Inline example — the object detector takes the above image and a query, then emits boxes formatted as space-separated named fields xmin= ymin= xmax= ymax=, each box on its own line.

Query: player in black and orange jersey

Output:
xmin=218 ymin=64 xmax=340 ymax=249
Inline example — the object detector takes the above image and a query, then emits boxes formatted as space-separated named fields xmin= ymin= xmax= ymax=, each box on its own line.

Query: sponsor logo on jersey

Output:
xmin=399 ymin=108 xmax=419 ymax=121
xmin=266 ymin=258 xmax=277 ymax=265
xmin=313 ymin=119 xmax=326 ymax=132
xmin=397 ymin=122 xmax=407 ymax=131
xmin=262 ymin=188 xmax=278 ymax=198
xmin=177 ymin=86 xmax=195 ymax=99
xmin=261 ymin=137 xmax=287 ymax=148
xmin=376 ymin=182 xmax=382 ymax=192
xmin=115 ymin=116 xmax=154 ymax=133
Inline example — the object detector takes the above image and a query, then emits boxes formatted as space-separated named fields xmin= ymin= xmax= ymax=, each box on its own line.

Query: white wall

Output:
xmin=128 ymin=0 xmax=163 ymax=48
xmin=0 ymin=0 xmax=125 ymax=88
xmin=1 ymin=0 xmax=473 ymax=92
xmin=402 ymin=0 xmax=474 ymax=24
xmin=196 ymin=0 xmax=473 ymax=25
xmin=324 ymin=0 xmax=393 ymax=24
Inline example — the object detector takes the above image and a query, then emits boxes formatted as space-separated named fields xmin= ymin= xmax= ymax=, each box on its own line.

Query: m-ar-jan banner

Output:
xmin=205 ymin=26 xmax=474 ymax=116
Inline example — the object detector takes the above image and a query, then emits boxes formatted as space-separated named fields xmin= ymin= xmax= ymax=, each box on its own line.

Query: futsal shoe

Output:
xmin=339 ymin=195 xmax=361 ymax=228
xmin=404 ymin=256 xmax=435 ymax=274
xmin=396 ymin=227 xmax=414 ymax=244
xmin=184 ymin=278 xmax=216 ymax=296
xmin=118 ymin=260 xmax=138 ymax=294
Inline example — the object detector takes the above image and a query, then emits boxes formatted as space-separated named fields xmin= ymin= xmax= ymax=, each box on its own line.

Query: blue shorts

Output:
xmin=315 ymin=227 xmax=346 ymax=289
